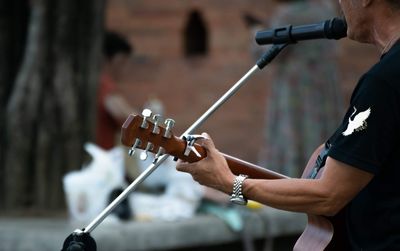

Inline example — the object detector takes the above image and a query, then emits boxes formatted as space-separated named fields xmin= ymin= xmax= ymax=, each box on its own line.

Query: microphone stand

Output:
xmin=61 ymin=43 xmax=289 ymax=251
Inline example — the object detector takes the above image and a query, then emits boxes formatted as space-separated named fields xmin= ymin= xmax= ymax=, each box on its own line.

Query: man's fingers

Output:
xmin=176 ymin=160 xmax=193 ymax=174
xmin=199 ymin=132 xmax=216 ymax=153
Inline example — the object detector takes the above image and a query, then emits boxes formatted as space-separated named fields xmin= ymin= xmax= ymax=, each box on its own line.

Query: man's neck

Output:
xmin=370 ymin=9 xmax=400 ymax=54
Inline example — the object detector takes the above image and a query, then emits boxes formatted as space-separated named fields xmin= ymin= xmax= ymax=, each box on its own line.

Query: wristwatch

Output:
xmin=230 ymin=174 xmax=248 ymax=205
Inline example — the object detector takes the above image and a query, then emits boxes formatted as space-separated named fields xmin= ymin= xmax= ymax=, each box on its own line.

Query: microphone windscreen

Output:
xmin=326 ymin=18 xmax=347 ymax=40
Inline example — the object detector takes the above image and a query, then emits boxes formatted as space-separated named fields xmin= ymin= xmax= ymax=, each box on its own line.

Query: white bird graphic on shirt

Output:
xmin=342 ymin=107 xmax=371 ymax=136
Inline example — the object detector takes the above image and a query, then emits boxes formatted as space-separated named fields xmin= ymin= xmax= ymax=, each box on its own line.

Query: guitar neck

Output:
xmin=165 ymin=139 xmax=289 ymax=180
xmin=223 ymin=154 xmax=289 ymax=180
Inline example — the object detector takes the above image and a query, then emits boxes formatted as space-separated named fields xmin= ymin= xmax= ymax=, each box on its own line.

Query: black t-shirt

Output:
xmin=327 ymin=41 xmax=400 ymax=250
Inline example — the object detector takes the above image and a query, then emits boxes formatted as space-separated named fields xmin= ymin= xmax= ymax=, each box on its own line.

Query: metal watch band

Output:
xmin=230 ymin=174 xmax=248 ymax=205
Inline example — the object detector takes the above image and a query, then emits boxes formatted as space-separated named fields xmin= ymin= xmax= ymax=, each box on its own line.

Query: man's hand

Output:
xmin=176 ymin=133 xmax=236 ymax=194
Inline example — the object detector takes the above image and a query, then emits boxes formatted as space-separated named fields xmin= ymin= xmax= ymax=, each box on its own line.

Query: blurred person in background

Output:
xmin=246 ymin=0 xmax=344 ymax=178
xmin=96 ymin=31 xmax=137 ymax=150
xmin=178 ymin=0 xmax=400 ymax=249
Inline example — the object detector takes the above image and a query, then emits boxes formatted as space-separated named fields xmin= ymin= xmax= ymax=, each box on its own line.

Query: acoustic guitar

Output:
xmin=120 ymin=113 xmax=350 ymax=251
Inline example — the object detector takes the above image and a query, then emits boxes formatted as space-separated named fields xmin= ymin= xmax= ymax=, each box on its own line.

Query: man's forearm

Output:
xmin=242 ymin=178 xmax=338 ymax=216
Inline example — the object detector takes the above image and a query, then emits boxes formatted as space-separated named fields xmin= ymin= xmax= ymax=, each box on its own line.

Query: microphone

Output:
xmin=255 ymin=17 xmax=347 ymax=45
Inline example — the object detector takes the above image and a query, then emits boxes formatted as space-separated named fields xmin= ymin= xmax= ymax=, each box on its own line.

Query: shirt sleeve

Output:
xmin=328 ymin=73 xmax=400 ymax=174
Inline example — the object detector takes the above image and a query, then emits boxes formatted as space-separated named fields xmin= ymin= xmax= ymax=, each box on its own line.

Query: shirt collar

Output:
xmin=381 ymin=39 xmax=400 ymax=60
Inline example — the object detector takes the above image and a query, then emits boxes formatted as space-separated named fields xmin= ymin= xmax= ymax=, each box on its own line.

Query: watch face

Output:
xmin=230 ymin=196 xmax=248 ymax=205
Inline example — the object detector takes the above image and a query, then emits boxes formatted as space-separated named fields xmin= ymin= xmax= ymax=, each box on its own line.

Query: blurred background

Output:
xmin=0 ymin=0 xmax=379 ymax=250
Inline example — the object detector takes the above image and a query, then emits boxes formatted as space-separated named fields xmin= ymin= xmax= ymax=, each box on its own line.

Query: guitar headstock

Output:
xmin=121 ymin=109 xmax=206 ymax=163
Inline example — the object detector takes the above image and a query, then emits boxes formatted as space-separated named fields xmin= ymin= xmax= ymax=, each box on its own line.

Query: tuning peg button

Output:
xmin=152 ymin=114 xmax=162 ymax=134
xmin=140 ymin=142 xmax=153 ymax=161
xmin=163 ymin=118 xmax=175 ymax=138
xmin=128 ymin=138 xmax=141 ymax=156
xmin=141 ymin=109 xmax=153 ymax=129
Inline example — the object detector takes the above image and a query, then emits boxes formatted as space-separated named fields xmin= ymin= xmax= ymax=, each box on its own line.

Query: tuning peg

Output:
xmin=140 ymin=109 xmax=153 ymax=129
xmin=152 ymin=114 xmax=162 ymax=134
xmin=140 ymin=142 xmax=153 ymax=161
xmin=153 ymin=147 xmax=165 ymax=164
xmin=128 ymin=138 xmax=141 ymax=156
xmin=163 ymin=118 xmax=175 ymax=138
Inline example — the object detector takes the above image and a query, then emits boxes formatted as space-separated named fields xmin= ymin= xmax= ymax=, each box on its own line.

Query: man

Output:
xmin=96 ymin=31 xmax=136 ymax=149
xmin=176 ymin=0 xmax=400 ymax=249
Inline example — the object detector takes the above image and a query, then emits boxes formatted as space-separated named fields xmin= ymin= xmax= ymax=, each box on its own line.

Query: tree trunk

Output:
xmin=2 ymin=0 xmax=105 ymax=213
xmin=0 ymin=0 xmax=30 ymax=211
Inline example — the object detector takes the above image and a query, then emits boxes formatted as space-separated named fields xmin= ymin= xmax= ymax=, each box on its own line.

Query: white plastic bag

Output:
xmin=63 ymin=143 xmax=125 ymax=222
xmin=130 ymin=155 xmax=204 ymax=221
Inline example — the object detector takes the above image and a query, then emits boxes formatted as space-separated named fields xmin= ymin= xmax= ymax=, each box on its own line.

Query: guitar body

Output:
xmin=294 ymin=145 xmax=351 ymax=251
xmin=294 ymin=206 xmax=350 ymax=251
xmin=121 ymin=114 xmax=351 ymax=251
